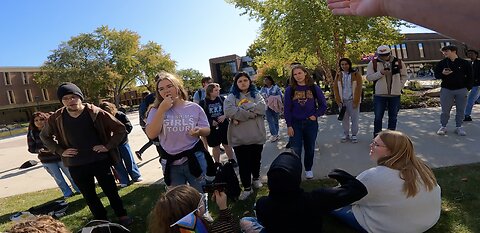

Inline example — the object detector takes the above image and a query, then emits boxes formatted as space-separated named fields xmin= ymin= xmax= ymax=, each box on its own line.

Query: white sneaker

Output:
xmin=340 ymin=134 xmax=349 ymax=143
xmin=437 ymin=127 xmax=447 ymax=135
xmin=253 ymin=179 xmax=263 ymax=189
xmin=350 ymin=135 xmax=358 ymax=143
xmin=239 ymin=189 xmax=253 ymax=201
xmin=269 ymin=135 xmax=279 ymax=142
xmin=455 ymin=127 xmax=466 ymax=136
xmin=305 ymin=170 xmax=314 ymax=179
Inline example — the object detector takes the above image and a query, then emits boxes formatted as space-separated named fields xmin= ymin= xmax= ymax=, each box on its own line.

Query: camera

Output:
xmin=202 ymin=183 xmax=227 ymax=193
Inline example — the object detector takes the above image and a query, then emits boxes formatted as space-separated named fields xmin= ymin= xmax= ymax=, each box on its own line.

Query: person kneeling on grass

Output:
xmin=149 ymin=185 xmax=240 ymax=233
xmin=240 ymin=151 xmax=367 ymax=233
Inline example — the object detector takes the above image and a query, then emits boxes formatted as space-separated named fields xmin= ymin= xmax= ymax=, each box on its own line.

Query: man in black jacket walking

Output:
xmin=464 ymin=49 xmax=480 ymax=121
xmin=434 ymin=45 xmax=473 ymax=136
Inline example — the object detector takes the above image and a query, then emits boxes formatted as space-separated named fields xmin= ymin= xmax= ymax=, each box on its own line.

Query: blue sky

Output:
xmin=0 ymin=0 xmax=432 ymax=77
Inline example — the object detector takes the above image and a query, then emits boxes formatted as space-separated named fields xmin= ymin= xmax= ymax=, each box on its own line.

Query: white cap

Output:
xmin=376 ymin=45 xmax=391 ymax=55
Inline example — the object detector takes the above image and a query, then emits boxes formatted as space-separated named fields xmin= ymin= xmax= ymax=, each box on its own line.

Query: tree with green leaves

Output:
xmin=177 ymin=68 xmax=205 ymax=93
xmin=35 ymin=26 xmax=176 ymax=105
xmin=228 ymin=0 xmax=407 ymax=85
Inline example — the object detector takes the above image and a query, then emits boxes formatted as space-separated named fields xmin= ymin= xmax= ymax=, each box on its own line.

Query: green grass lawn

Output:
xmin=0 ymin=127 xmax=28 ymax=139
xmin=1 ymin=163 xmax=479 ymax=233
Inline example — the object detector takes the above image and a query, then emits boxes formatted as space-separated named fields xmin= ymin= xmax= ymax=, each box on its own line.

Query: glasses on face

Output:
xmin=371 ymin=140 xmax=387 ymax=148
xmin=169 ymin=193 xmax=207 ymax=228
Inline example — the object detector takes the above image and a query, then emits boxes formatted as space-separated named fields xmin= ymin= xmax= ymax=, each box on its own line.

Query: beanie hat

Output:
xmin=57 ymin=82 xmax=84 ymax=101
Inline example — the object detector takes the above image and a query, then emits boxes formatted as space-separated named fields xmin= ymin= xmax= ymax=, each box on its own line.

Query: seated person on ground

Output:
xmin=240 ymin=151 xmax=368 ymax=233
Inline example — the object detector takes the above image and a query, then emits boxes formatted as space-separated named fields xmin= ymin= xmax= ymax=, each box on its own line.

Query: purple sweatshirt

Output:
xmin=284 ymin=85 xmax=327 ymax=127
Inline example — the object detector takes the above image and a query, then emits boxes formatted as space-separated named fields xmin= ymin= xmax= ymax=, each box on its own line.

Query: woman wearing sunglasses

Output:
xmin=332 ymin=130 xmax=441 ymax=233
xmin=149 ymin=185 xmax=239 ymax=233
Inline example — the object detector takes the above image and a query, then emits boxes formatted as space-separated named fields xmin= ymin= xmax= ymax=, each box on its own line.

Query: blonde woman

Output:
xmin=332 ymin=130 xmax=441 ymax=233
xmin=145 ymin=72 xmax=213 ymax=192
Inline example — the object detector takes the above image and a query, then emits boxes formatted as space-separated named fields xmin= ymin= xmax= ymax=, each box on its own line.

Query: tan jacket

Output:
xmin=366 ymin=58 xmax=408 ymax=96
xmin=333 ymin=71 xmax=363 ymax=108
xmin=40 ymin=103 xmax=126 ymax=167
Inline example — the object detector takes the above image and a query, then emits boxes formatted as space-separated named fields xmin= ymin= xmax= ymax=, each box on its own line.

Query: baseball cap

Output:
xmin=376 ymin=45 xmax=391 ymax=55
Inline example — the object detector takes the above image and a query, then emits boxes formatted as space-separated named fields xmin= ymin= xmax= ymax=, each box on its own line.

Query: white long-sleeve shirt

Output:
xmin=352 ymin=166 xmax=441 ymax=233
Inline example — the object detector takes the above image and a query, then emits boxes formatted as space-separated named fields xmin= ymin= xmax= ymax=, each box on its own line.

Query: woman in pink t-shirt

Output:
xmin=146 ymin=71 xmax=213 ymax=192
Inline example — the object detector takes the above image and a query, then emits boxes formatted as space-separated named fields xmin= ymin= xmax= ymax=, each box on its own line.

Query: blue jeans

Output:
xmin=373 ymin=95 xmax=401 ymax=136
xmin=330 ymin=206 xmax=367 ymax=233
xmin=240 ymin=217 xmax=266 ymax=233
xmin=465 ymin=86 xmax=480 ymax=116
xmin=114 ymin=143 xmax=142 ymax=185
xmin=265 ymin=108 xmax=279 ymax=136
xmin=42 ymin=161 xmax=80 ymax=197
xmin=169 ymin=151 xmax=207 ymax=192
xmin=290 ymin=119 xmax=318 ymax=171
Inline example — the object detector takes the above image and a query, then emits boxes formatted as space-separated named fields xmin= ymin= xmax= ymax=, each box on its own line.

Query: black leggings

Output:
xmin=233 ymin=144 xmax=263 ymax=189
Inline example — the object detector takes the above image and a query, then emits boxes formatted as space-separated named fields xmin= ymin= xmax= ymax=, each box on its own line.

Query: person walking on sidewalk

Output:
xmin=260 ymin=75 xmax=283 ymax=142
xmin=224 ymin=72 xmax=266 ymax=200
xmin=27 ymin=111 xmax=80 ymax=198
xmin=199 ymin=83 xmax=237 ymax=167
xmin=464 ymin=49 xmax=480 ymax=122
xmin=284 ymin=65 xmax=327 ymax=180
xmin=40 ymin=82 xmax=132 ymax=225
xmin=434 ymin=45 xmax=473 ymax=136
xmin=333 ymin=58 xmax=363 ymax=143
xmin=99 ymin=102 xmax=143 ymax=187
xmin=366 ymin=45 xmax=408 ymax=138
xmin=135 ymin=92 xmax=161 ymax=160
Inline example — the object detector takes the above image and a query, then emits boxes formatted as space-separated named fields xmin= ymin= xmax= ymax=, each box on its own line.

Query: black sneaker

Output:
xmin=285 ymin=142 xmax=291 ymax=149
xmin=135 ymin=151 xmax=143 ymax=161
xmin=228 ymin=159 xmax=238 ymax=168
xmin=464 ymin=115 xmax=472 ymax=122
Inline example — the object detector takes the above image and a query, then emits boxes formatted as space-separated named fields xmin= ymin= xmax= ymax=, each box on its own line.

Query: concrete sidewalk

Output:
xmin=1 ymin=106 xmax=479 ymax=198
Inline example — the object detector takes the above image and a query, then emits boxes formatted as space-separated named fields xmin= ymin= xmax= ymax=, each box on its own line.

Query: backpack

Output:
xmin=213 ymin=161 xmax=241 ymax=200
xmin=78 ymin=220 xmax=131 ymax=233
xmin=27 ymin=200 xmax=68 ymax=218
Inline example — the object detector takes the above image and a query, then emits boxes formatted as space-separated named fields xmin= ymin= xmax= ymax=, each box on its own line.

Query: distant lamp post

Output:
xmin=34 ymin=96 xmax=40 ymax=111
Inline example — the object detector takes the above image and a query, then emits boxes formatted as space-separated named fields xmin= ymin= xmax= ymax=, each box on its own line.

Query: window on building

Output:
xmin=7 ymin=90 xmax=15 ymax=104
xmin=42 ymin=88 xmax=49 ymax=100
xmin=25 ymin=89 xmax=33 ymax=102
xmin=22 ymin=72 xmax=29 ymax=84
xmin=418 ymin=43 xmax=425 ymax=58
xmin=401 ymin=44 xmax=408 ymax=59
xmin=390 ymin=45 xmax=397 ymax=57
xmin=4 ymin=72 xmax=11 ymax=85
xmin=440 ymin=41 xmax=451 ymax=48
xmin=396 ymin=44 xmax=403 ymax=59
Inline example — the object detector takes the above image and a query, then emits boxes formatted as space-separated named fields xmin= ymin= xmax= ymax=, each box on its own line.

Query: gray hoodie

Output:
xmin=224 ymin=92 xmax=266 ymax=147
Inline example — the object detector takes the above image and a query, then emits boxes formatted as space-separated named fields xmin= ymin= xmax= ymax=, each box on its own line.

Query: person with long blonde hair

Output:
xmin=332 ymin=130 xmax=441 ymax=233
xmin=145 ymin=71 xmax=213 ymax=192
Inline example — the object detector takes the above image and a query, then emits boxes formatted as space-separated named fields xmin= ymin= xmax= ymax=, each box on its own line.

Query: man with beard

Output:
xmin=40 ymin=82 xmax=132 ymax=226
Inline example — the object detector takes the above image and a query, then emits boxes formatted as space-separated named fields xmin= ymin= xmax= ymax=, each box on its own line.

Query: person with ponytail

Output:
xmin=332 ymin=130 xmax=441 ymax=233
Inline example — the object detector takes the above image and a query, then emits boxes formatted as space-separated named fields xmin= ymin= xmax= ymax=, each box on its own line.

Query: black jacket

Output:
xmin=434 ymin=57 xmax=473 ymax=90
xmin=255 ymin=152 xmax=367 ymax=233
xmin=472 ymin=59 xmax=480 ymax=86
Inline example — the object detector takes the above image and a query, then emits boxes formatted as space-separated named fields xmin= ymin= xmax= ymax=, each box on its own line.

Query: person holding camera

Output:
xmin=149 ymin=185 xmax=240 ymax=233
xmin=366 ymin=45 xmax=408 ymax=138
xmin=434 ymin=45 xmax=473 ymax=136
xmin=333 ymin=58 xmax=363 ymax=143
